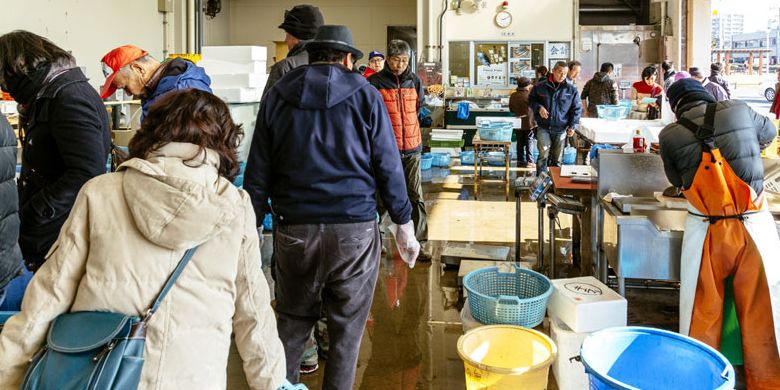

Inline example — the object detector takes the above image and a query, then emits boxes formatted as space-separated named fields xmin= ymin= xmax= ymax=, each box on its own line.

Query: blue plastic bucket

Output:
xmin=580 ymin=327 xmax=735 ymax=390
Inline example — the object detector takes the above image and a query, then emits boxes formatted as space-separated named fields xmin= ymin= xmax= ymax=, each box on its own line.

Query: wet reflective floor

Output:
xmin=226 ymin=165 xmax=680 ymax=389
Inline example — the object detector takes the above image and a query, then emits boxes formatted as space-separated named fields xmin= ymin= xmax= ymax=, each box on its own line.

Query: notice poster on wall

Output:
xmin=548 ymin=42 xmax=570 ymax=60
xmin=477 ymin=64 xmax=507 ymax=86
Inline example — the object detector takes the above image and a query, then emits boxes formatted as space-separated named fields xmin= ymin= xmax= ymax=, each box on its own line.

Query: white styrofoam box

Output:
xmin=550 ymin=316 xmax=591 ymax=390
xmin=228 ymin=103 xmax=260 ymax=162
xmin=547 ymin=276 xmax=626 ymax=333
xmin=0 ymin=101 xmax=18 ymax=115
xmin=431 ymin=128 xmax=464 ymax=140
xmin=202 ymin=46 xmax=267 ymax=62
xmin=210 ymin=73 xmax=269 ymax=89
xmin=430 ymin=147 xmax=461 ymax=156
xmin=213 ymin=88 xmax=262 ymax=104
xmin=199 ymin=59 xmax=267 ymax=76
xmin=460 ymin=298 xmax=485 ymax=333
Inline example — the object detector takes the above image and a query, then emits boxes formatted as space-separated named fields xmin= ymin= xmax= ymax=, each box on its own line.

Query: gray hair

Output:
xmin=118 ymin=55 xmax=158 ymax=76
xmin=388 ymin=40 xmax=411 ymax=58
xmin=553 ymin=61 xmax=568 ymax=71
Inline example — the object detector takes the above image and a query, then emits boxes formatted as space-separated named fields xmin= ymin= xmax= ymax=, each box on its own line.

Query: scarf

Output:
xmin=3 ymin=63 xmax=51 ymax=105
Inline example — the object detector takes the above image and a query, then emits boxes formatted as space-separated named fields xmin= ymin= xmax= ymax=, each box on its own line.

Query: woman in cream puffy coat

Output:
xmin=0 ymin=89 xmax=286 ymax=389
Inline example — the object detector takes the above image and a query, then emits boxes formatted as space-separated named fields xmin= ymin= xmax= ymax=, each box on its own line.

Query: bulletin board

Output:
xmin=474 ymin=43 xmax=508 ymax=86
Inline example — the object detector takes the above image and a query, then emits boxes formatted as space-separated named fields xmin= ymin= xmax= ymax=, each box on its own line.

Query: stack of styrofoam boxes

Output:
xmin=200 ymin=46 xmax=268 ymax=103
xmin=547 ymin=276 xmax=627 ymax=389
xmin=430 ymin=129 xmax=464 ymax=157
xmin=200 ymin=46 xmax=268 ymax=162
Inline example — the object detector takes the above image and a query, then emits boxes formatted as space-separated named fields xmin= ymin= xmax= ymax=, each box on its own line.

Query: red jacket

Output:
xmin=368 ymin=67 xmax=424 ymax=153
xmin=362 ymin=67 xmax=377 ymax=79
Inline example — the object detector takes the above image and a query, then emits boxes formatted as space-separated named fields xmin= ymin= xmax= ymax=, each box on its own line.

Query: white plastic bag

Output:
xmin=388 ymin=221 xmax=421 ymax=268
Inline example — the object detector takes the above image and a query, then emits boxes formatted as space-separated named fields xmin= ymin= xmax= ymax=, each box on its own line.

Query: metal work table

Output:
xmin=596 ymin=151 xmax=678 ymax=294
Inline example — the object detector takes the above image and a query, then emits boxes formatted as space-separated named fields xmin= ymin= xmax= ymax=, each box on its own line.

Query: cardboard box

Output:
xmin=199 ymin=59 xmax=267 ymax=75
xmin=210 ymin=73 xmax=269 ymax=89
xmin=547 ymin=276 xmax=626 ymax=333
xmin=202 ymin=46 xmax=267 ymax=62
xmin=550 ymin=316 xmax=591 ymax=390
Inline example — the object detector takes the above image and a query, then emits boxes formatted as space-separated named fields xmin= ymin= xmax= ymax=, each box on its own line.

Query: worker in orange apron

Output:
xmin=660 ymin=79 xmax=780 ymax=388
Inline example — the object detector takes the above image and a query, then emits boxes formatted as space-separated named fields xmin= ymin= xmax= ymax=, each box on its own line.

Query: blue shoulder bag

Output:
xmin=20 ymin=247 xmax=198 ymax=390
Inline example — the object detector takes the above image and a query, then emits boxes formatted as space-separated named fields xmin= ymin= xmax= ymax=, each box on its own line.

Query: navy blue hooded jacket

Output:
xmin=244 ymin=64 xmax=412 ymax=226
xmin=528 ymin=76 xmax=582 ymax=133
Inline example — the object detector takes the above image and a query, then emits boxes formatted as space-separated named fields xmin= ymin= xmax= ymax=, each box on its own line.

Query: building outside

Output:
xmin=712 ymin=13 xmax=745 ymax=49
xmin=730 ymin=28 xmax=780 ymax=65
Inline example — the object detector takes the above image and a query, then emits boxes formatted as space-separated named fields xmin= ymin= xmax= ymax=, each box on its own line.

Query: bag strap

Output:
xmin=143 ymin=247 xmax=198 ymax=321
xmin=677 ymin=103 xmax=718 ymax=151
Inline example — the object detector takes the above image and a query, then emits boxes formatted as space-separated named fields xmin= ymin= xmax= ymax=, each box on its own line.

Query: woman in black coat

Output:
xmin=0 ymin=114 xmax=22 ymax=300
xmin=0 ymin=31 xmax=110 ymax=271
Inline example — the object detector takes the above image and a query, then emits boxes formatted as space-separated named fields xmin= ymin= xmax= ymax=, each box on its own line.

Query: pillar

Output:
xmin=749 ymin=51 xmax=754 ymax=75
xmin=725 ymin=52 xmax=731 ymax=75
xmin=686 ymin=0 xmax=712 ymax=70
xmin=717 ymin=52 xmax=721 ymax=64
xmin=759 ymin=52 xmax=764 ymax=75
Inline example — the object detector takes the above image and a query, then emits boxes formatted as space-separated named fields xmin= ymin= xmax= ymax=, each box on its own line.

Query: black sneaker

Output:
xmin=417 ymin=249 xmax=432 ymax=262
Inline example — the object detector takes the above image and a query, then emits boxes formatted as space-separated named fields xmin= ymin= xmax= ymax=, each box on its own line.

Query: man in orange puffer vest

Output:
xmin=368 ymin=39 xmax=430 ymax=261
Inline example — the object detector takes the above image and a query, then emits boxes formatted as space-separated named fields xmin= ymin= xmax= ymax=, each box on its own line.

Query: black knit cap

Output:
xmin=279 ymin=4 xmax=324 ymax=40
xmin=667 ymin=78 xmax=716 ymax=113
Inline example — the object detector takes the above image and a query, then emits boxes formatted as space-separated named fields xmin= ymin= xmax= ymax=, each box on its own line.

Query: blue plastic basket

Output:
xmin=463 ymin=265 xmax=552 ymax=327
xmin=478 ymin=121 xmax=513 ymax=142
xmin=597 ymin=104 xmax=630 ymax=121
xmin=460 ymin=151 xmax=475 ymax=165
xmin=581 ymin=327 xmax=735 ymax=390
xmin=485 ymin=151 xmax=506 ymax=166
xmin=421 ymin=154 xmax=434 ymax=170
xmin=430 ymin=152 xmax=451 ymax=167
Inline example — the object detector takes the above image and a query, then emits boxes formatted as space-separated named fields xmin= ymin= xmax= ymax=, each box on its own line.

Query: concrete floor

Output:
xmin=226 ymin=164 xmax=682 ymax=389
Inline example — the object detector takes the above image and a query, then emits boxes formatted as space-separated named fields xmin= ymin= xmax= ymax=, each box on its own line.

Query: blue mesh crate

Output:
xmin=421 ymin=153 xmax=433 ymax=170
xmin=463 ymin=265 xmax=552 ymax=327
xmin=478 ymin=121 xmax=513 ymax=142
xmin=485 ymin=151 xmax=506 ymax=166
xmin=460 ymin=151 xmax=475 ymax=165
xmin=430 ymin=152 xmax=450 ymax=167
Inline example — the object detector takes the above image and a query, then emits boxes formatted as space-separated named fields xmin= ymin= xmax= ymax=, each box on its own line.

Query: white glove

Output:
xmin=388 ymin=220 xmax=420 ymax=268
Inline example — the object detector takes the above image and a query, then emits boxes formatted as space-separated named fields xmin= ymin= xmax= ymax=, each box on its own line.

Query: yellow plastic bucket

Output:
xmin=457 ymin=325 xmax=557 ymax=390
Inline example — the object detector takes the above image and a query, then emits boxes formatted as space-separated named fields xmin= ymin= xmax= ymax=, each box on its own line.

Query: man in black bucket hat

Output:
xmin=262 ymin=4 xmax=324 ymax=97
xmin=244 ymin=25 xmax=419 ymax=389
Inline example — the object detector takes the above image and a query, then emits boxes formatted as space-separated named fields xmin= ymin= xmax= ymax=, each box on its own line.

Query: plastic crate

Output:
xmin=478 ymin=121 xmax=513 ymax=142
xmin=596 ymin=104 xmax=630 ymax=121
xmin=430 ymin=152 xmax=451 ymax=167
xmin=463 ymin=265 xmax=552 ymax=328
xmin=485 ymin=151 xmax=506 ymax=166
xmin=460 ymin=151 xmax=475 ymax=165
xmin=421 ymin=154 xmax=434 ymax=170
xmin=428 ymin=139 xmax=465 ymax=148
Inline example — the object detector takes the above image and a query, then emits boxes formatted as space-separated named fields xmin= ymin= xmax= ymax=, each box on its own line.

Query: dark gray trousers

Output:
xmin=377 ymin=152 xmax=428 ymax=241
xmin=274 ymin=221 xmax=380 ymax=390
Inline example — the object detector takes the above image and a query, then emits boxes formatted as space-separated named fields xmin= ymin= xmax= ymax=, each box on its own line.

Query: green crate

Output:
xmin=428 ymin=139 xmax=465 ymax=148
